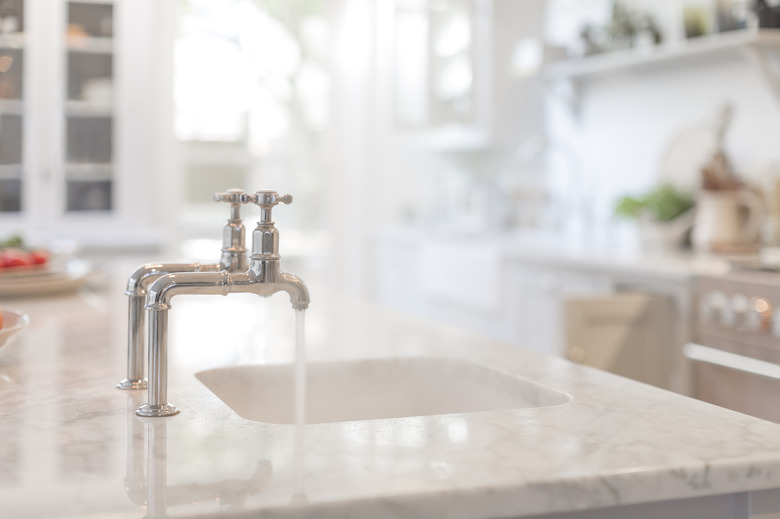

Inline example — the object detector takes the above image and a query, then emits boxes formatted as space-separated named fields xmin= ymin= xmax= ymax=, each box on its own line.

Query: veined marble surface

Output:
xmin=1 ymin=260 xmax=780 ymax=519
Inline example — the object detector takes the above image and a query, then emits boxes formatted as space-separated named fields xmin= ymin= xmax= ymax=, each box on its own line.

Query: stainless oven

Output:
xmin=686 ymin=271 xmax=780 ymax=423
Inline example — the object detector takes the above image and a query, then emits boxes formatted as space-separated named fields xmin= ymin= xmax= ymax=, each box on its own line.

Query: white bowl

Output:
xmin=0 ymin=310 xmax=29 ymax=349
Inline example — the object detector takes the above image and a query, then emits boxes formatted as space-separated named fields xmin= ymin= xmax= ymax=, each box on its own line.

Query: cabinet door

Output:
xmin=565 ymin=293 xmax=674 ymax=389
xmin=0 ymin=0 xmax=25 ymax=222
xmin=509 ymin=264 xmax=612 ymax=356
xmin=0 ymin=0 xmax=169 ymax=248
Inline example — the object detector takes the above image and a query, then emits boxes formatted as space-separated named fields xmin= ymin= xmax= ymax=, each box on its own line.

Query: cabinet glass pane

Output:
xmin=0 ymin=0 xmax=24 ymax=34
xmin=66 ymin=180 xmax=111 ymax=211
xmin=0 ymin=113 xmax=21 ymax=164
xmin=66 ymin=116 xmax=112 ymax=163
xmin=0 ymin=178 xmax=21 ymax=212
xmin=68 ymin=2 xmax=113 ymax=38
xmin=0 ymin=0 xmax=23 ymax=214
xmin=0 ymin=48 xmax=22 ymax=100
xmin=67 ymin=52 xmax=112 ymax=102
xmin=65 ymin=3 xmax=114 ymax=214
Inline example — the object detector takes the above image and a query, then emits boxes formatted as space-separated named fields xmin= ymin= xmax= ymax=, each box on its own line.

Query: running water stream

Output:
xmin=295 ymin=309 xmax=306 ymax=426
xmin=292 ymin=308 xmax=307 ymax=503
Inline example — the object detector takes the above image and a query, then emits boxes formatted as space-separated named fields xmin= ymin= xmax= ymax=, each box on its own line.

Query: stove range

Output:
xmin=688 ymin=268 xmax=780 ymax=422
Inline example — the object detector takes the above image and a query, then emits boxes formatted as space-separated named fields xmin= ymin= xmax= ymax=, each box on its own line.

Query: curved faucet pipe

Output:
xmin=118 ymin=262 xmax=221 ymax=391
xmin=120 ymin=189 xmax=251 ymax=391
xmin=144 ymin=265 xmax=310 ymax=312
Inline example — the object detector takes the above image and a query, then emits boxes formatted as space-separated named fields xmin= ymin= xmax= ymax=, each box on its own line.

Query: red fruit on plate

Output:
xmin=0 ymin=249 xmax=32 ymax=268
xmin=30 ymin=250 xmax=49 ymax=265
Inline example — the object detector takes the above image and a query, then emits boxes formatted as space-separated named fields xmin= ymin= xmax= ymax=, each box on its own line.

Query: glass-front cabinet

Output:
xmin=0 ymin=0 xmax=24 ymax=214
xmin=65 ymin=1 xmax=114 ymax=213
xmin=0 ymin=0 xmax=171 ymax=249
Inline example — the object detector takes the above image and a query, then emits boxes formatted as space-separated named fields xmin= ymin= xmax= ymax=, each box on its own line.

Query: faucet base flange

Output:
xmin=117 ymin=378 xmax=147 ymax=390
xmin=136 ymin=403 xmax=180 ymax=418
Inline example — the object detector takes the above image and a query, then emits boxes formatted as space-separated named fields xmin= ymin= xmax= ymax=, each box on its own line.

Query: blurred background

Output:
xmin=1 ymin=0 xmax=780 ymax=305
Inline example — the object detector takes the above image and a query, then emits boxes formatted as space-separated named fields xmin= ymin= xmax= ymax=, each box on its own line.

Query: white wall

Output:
xmin=544 ymin=1 xmax=780 ymax=232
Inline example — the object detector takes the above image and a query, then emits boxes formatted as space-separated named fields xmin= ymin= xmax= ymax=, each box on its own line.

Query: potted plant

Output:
xmin=614 ymin=183 xmax=696 ymax=251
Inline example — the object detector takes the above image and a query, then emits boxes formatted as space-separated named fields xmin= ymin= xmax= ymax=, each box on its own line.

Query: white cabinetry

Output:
xmin=370 ymin=229 xmax=698 ymax=392
xmin=566 ymin=293 xmax=674 ymax=388
xmin=371 ymin=231 xmax=511 ymax=342
xmin=508 ymin=263 xmax=611 ymax=357
xmin=0 ymin=0 xmax=171 ymax=248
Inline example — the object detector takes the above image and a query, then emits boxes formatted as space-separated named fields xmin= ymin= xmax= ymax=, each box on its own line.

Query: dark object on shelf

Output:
xmin=755 ymin=0 xmax=780 ymax=28
xmin=579 ymin=24 xmax=606 ymax=56
xmin=607 ymin=1 xmax=638 ymax=49
xmin=636 ymin=15 xmax=664 ymax=47
xmin=716 ymin=0 xmax=748 ymax=31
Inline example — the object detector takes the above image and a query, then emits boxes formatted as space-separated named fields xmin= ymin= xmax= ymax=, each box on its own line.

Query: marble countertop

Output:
xmin=2 ymin=260 xmax=780 ymax=519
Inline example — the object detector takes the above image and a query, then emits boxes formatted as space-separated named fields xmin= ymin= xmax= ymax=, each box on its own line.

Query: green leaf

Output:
xmin=614 ymin=184 xmax=694 ymax=222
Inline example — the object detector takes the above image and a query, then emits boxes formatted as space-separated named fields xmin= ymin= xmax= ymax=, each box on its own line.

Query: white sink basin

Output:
xmin=196 ymin=357 xmax=571 ymax=424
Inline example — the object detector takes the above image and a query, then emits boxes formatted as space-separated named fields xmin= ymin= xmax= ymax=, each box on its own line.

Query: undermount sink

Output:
xmin=196 ymin=357 xmax=571 ymax=424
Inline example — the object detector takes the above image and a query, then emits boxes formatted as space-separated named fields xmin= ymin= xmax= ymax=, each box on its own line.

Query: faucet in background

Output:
xmin=137 ymin=190 xmax=310 ymax=417
xmin=118 ymin=189 xmax=250 ymax=390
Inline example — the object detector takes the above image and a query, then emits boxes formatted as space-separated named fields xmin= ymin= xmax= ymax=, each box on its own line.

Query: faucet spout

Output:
xmin=231 ymin=263 xmax=310 ymax=310
xmin=136 ymin=189 xmax=310 ymax=418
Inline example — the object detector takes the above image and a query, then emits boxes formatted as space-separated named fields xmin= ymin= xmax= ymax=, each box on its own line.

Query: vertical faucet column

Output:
xmin=214 ymin=189 xmax=250 ymax=273
xmin=118 ymin=189 xmax=251 ymax=390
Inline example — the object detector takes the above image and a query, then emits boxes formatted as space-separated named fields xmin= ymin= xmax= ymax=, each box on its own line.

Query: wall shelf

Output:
xmin=64 ymin=100 xmax=112 ymax=116
xmin=543 ymin=28 xmax=780 ymax=114
xmin=0 ymin=165 xmax=22 ymax=179
xmin=544 ymin=29 xmax=780 ymax=80
xmin=0 ymin=99 xmax=22 ymax=114
xmin=0 ymin=33 xmax=24 ymax=50
xmin=66 ymin=36 xmax=112 ymax=54
xmin=65 ymin=163 xmax=112 ymax=181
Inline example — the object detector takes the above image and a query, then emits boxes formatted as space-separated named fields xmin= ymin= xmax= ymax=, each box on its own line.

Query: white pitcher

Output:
xmin=692 ymin=189 xmax=763 ymax=252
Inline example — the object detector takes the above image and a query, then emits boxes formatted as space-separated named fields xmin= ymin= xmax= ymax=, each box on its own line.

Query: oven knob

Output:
xmin=745 ymin=297 xmax=772 ymax=332
xmin=722 ymin=293 xmax=749 ymax=329
xmin=701 ymin=290 xmax=727 ymax=324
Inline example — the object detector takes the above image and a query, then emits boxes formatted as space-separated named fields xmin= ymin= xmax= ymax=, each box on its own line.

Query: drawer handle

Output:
xmin=684 ymin=343 xmax=780 ymax=381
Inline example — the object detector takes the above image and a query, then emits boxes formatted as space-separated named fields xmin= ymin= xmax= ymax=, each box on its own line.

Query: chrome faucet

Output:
xmin=136 ymin=190 xmax=310 ymax=417
xmin=118 ymin=189 xmax=251 ymax=390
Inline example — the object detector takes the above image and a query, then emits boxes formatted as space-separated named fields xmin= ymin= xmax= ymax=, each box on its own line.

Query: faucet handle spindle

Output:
xmin=241 ymin=191 xmax=293 ymax=223
xmin=214 ymin=188 xmax=255 ymax=222
xmin=214 ymin=188 xmax=252 ymax=205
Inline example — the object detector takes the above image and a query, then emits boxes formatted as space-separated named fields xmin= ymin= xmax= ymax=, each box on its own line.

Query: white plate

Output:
xmin=0 ymin=310 xmax=29 ymax=349
xmin=657 ymin=122 xmax=716 ymax=192
xmin=0 ymin=264 xmax=49 ymax=278
xmin=0 ymin=260 xmax=92 ymax=297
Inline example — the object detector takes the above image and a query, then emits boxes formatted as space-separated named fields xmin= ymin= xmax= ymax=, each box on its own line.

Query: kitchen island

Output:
xmin=1 ymin=260 xmax=780 ymax=519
